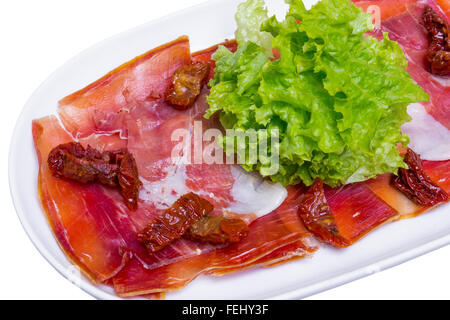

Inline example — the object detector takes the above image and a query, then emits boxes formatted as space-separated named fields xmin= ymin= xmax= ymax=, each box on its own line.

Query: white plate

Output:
xmin=9 ymin=0 xmax=450 ymax=300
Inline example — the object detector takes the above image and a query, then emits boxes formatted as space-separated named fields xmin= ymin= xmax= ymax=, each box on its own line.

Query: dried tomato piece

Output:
xmin=48 ymin=142 xmax=117 ymax=185
xmin=137 ymin=193 xmax=214 ymax=253
xmin=118 ymin=153 xmax=141 ymax=210
xmin=297 ymin=178 xmax=351 ymax=248
xmin=184 ymin=215 xmax=249 ymax=245
xmin=47 ymin=142 xmax=141 ymax=210
xmin=423 ymin=6 xmax=450 ymax=76
xmin=165 ymin=61 xmax=211 ymax=110
xmin=392 ymin=148 xmax=448 ymax=206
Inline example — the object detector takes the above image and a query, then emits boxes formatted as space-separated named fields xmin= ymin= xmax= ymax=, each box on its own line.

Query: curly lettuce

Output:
xmin=235 ymin=0 xmax=273 ymax=57
xmin=206 ymin=0 xmax=429 ymax=187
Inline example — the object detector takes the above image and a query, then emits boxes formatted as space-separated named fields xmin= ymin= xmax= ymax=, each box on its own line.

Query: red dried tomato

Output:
xmin=47 ymin=142 xmax=141 ymax=210
xmin=137 ymin=193 xmax=214 ymax=253
xmin=117 ymin=152 xmax=141 ymax=210
xmin=184 ymin=215 xmax=249 ymax=244
xmin=165 ymin=61 xmax=211 ymax=110
xmin=297 ymin=178 xmax=351 ymax=248
xmin=423 ymin=6 xmax=450 ymax=76
xmin=392 ymin=148 xmax=448 ymax=206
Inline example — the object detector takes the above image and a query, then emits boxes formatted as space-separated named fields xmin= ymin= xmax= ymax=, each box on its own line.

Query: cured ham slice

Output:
xmin=365 ymin=174 xmax=425 ymax=218
xmin=58 ymin=36 xmax=191 ymax=138
xmin=211 ymin=240 xmax=311 ymax=275
xmin=423 ymin=159 xmax=450 ymax=192
xmin=324 ymin=183 xmax=398 ymax=243
xmin=355 ymin=0 xmax=450 ymax=129
xmin=365 ymin=158 xmax=450 ymax=219
xmin=33 ymin=116 xmax=130 ymax=282
xmin=436 ymin=0 xmax=450 ymax=17
xmin=34 ymin=119 xmax=218 ymax=281
xmin=354 ymin=0 xmax=419 ymax=20
xmin=300 ymin=160 xmax=449 ymax=247
xmin=365 ymin=150 xmax=450 ymax=216
xmin=112 ymin=186 xmax=316 ymax=296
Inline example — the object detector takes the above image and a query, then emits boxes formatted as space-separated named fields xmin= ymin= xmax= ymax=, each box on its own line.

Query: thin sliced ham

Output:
xmin=354 ymin=0 xmax=419 ymax=20
xmin=112 ymin=186 xmax=316 ymax=296
xmin=365 ymin=174 xmax=426 ymax=218
xmin=323 ymin=183 xmax=398 ymax=245
xmin=301 ymin=160 xmax=449 ymax=245
xmin=33 ymin=116 xmax=130 ymax=282
xmin=355 ymin=0 xmax=450 ymax=129
xmin=365 ymin=158 xmax=450 ymax=219
xmin=211 ymin=240 xmax=312 ymax=275
xmin=58 ymin=36 xmax=191 ymax=138
xmin=436 ymin=0 xmax=450 ymax=17
xmin=34 ymin=117 xmax=215 ymax=279
xmin=423 ymin=159 xmax=450 ymax=192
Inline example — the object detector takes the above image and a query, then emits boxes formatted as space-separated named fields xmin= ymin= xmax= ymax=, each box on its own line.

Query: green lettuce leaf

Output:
xmin=206 ymin=0 xmax=429 ymax=187
xmin=235 ymin=0 xmax=274 ymax=57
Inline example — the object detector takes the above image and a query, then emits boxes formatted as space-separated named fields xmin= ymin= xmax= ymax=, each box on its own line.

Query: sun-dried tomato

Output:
xmin=392 ymin=148 xmax=448 ymax=206
xmin=297 ymin=178 xmax=351 ymax=248
xmin=165 ymin=61 xmax=211 ymax=110
xmin=137 ymin=193 xmax=214 ymax=253
xmin=184 ymin=215 xmax=249 ymax=244
xmin=47 ymin=142 xmax=141 ymax=210
xmin=117 ymin=152 xmax=141 ymax=210
xmin=423 ymin=6 xmax=450 ymax=76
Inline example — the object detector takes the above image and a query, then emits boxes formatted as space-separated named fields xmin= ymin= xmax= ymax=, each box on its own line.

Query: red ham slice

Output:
xmin=354 ymin=0 xmax=419 ymax=20
xmin=34 ymin=116 xmax=214 ymax=280
xmin=112 ymin=186 xmax=316 ymax=297
xmin=365 ymin=159 xmax=450 ymax=219
xmin=423 ymin=159 xmax=450 ymax=192
xmin=300 ymin=161 xmax=449 ymax=247
xmin=58 ymin=36 xmax=191 ymax=138
xmin=33 ymin=116 xmax=130 ymax=282
xmin=436 ymin=0 xmax=450 ymax=17
xmin=323 ymin=183 xmax=398 ymax=244
xmin=298 ymin=178 xmax=398 ymax=248
xmin=210 ymin=240 xmax=311 ymax=275
xmin=365 ymin=174 xmax=425 ymax=218
xmin=354 ymin=0 xmax=450 ymax=129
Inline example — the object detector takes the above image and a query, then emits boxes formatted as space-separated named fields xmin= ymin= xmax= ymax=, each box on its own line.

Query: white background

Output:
xmin=1 ymin=0 xmax=449 ymax=300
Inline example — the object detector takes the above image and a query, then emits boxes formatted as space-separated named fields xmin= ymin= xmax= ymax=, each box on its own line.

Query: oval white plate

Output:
xmin=9 ymin=0 xmax=450 ymax=300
